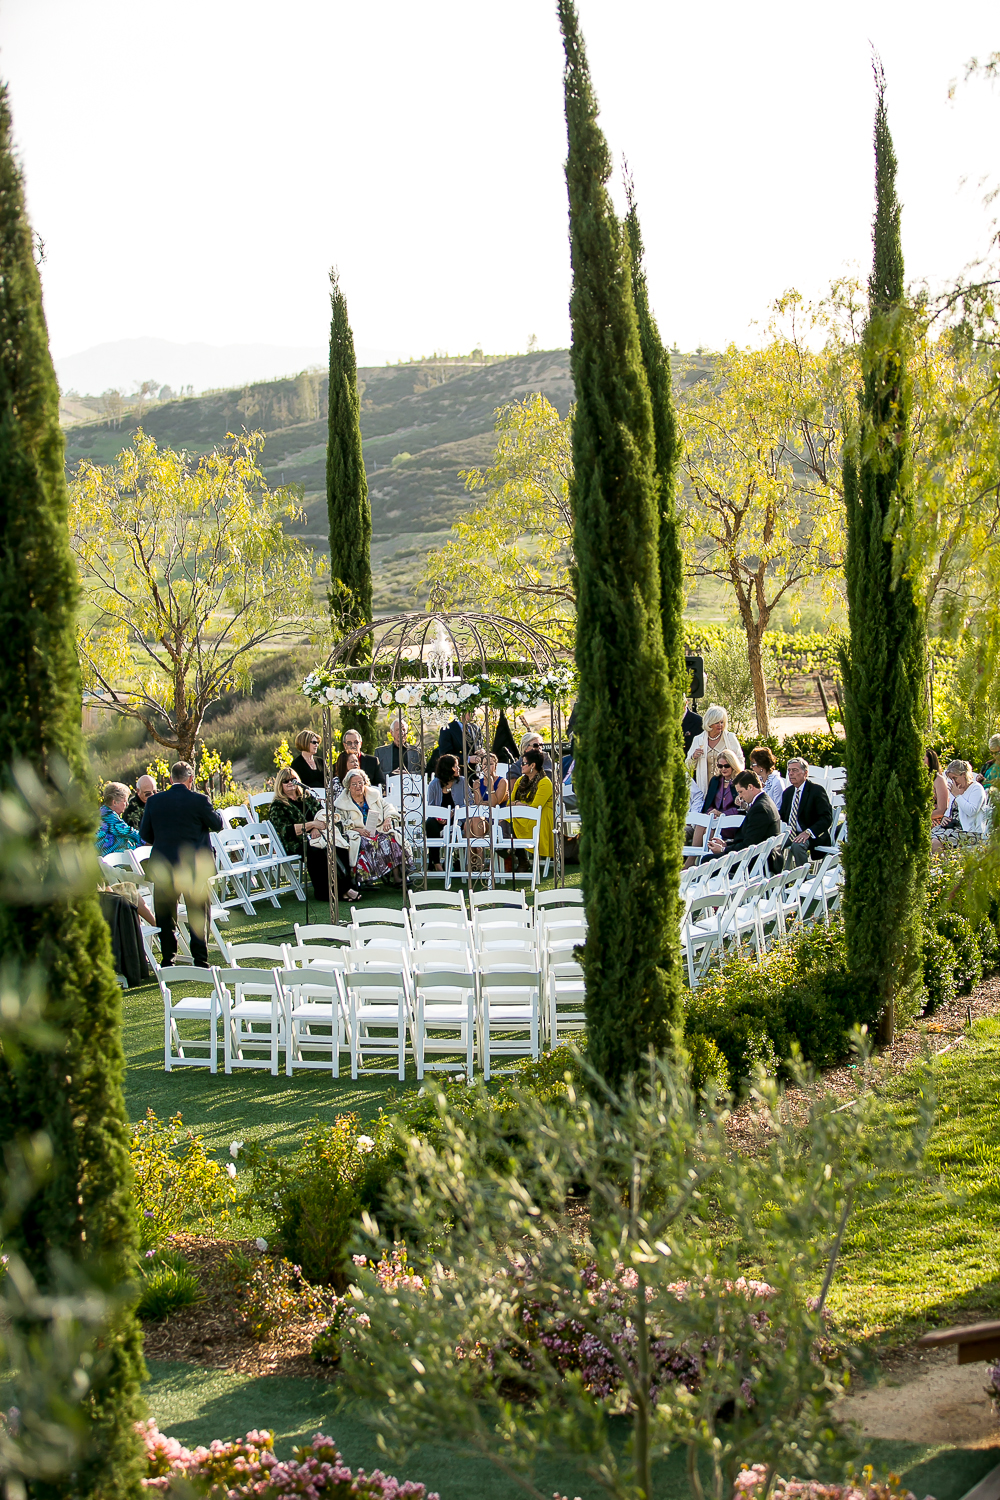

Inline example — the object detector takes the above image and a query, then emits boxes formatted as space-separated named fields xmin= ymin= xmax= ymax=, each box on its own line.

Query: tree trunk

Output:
xmin=746 ymin=626 xmax=771 ymax=738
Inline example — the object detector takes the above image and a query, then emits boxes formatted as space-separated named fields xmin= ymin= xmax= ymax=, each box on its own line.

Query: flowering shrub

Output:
xmin=222 ymin=1250 xmax=333 ymax=1341
xmin=311 ymin=1245 xmax=423 ymax=1365
xmin=136 ymin=1421 xmax=437 ymax=1498
xmin=733 ymin=1467 xmax=916 ymax=1500
xmin=240 ymin=1113 xmax=400 ymax=1284
xmin=130 ymin=1110 xmax=238 ymax=1249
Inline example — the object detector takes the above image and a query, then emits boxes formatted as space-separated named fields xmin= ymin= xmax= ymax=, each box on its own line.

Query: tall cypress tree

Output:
xmin=558 ymin=0 xmax=681 ymax=1085
xmin=326 ymin=270 xmax=376 ymax=749
xmin=0 ymin=85 xmax=145 ymax=1497
xmin=840 ymin=63 xmax=929 ymax=1042
xmin=624 ymin=185 xmax=688 ymax=1030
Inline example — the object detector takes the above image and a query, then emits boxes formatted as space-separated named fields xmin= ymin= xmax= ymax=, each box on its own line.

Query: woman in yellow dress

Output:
xmin=511 ymin=749 xmax=554 ymax=868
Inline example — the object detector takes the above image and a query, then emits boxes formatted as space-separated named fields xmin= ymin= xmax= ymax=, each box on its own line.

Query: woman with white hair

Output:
xmin=335 ymin=767 xmax=406 ymax=885
xmin=982 ymin=734 xmax=1000 ymax=788
xmin=931 ymin=761 xmax=989 ymax=853
xmin=685 ymin=705 xmax=744 ymax=798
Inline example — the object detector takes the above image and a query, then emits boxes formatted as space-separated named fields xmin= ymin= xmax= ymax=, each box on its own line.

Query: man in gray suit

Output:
xmin=375 ymin=718 xmax=422 ymax=780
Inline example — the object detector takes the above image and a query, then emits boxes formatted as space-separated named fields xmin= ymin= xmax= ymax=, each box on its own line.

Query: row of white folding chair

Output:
xmin=682 ymin=810 xmax=745 ymax=861
xmin=444 ymin=805 xmax=545 ymax=890
xmin=211 ymin=826 xmax=279 ymax=915
xmin=101 ymin=847 xmax=233 ymax=968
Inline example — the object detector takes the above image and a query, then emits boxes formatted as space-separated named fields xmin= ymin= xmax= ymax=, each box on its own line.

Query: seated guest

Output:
xmin=684 ymin=750 xmax=741 ymax=865
xmin=97 ymin=782 xmax=143 ymax=855
xmin=290 ymin=729 xmax=326 ymax=789
xmin=341 ymin=727 xmax=386 ymax=790
xmin=778 ymin=758 xmax=833 ymax=864
xmin=510 ymin=749 xmax=553 ymax=871
xmin=375 ymin=717 xmax=422 ymax=779
xmin=519 ymin=732 xmax=553 ymax=777
xmin=123 ymin=774 xmax=157 ymax=831
xmin=926 ymin=748 xmax=950 ymax=826
xmin=980 ymin=734 xmax=1000 ymax=787
xmin=682 ymin=700 xmax=703 ymax=756
xmin=336 ymin=768 xmax=405 ymax=886
xmin=749 ymin=746 xmax=784 ymax=808
xmin=685 ymin=705 xmax=744 ymax=801
xmin=706 ymin=770 xmax=781 ymax=860
xmin=269 ymin=766 xmax=359 ymax=903
xmin=932 ymin=761 xmax=989 ymax=852
xmin=426 ymin=753 xmax=467 ymax=871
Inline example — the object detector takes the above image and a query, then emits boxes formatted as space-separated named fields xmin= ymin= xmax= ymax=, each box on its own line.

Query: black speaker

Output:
xmin=685 ymin=653 xmax=705 ymax=700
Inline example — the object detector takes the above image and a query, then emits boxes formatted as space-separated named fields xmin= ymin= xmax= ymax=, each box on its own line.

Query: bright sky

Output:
xmin=1 ymin=0 xmax=997 ymax=363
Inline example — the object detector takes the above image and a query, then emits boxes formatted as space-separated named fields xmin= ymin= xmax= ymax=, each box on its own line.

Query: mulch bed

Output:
xmin=141 ymin=1235 xmax=336 ymax=1380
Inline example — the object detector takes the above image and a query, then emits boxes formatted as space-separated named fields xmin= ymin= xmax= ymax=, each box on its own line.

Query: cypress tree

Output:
xmin=624 ymin=185 xmax=688 ymax=1032
xmin=326 ymin=270 xmax=376 ymax=749
xmin=558 ymin=0 xmax=681 ymax=1085
xmin=840 ymin=64 xmax=929 ymax=1042
xmin=0 ymin=84 xmax=145 ymax=1497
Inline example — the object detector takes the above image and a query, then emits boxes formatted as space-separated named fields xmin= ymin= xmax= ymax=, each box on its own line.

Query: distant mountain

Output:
xmin=54 ymin=337 xmax=401 ymax=397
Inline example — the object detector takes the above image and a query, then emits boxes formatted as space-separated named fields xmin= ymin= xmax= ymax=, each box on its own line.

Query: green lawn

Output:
xmin=142 ymin=1359 xmax=999 ymax=1500
xmin=827 ymin=1016 xmax=1000 ymax=1344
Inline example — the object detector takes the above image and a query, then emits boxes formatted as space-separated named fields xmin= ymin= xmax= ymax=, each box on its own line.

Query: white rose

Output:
xmin=356 ymin=1135 xmax=375 ymax=1154
xmin=326 ymin=686 xmax=337 ymax=702
xmin=458 ymin=684 xmax=476 ymax=700
xmin=394 ymin=688 xmax=409 ymax=705
xmin=255 ymin=1237 xmax=268 ymax=1252
xmin=381 ymin=689 xmax=392 ymax=706
xmin=230 ymin=1140 xmax=243 ymax=1158
xmin=227 ymin=1162 xmax=237 ymax=1179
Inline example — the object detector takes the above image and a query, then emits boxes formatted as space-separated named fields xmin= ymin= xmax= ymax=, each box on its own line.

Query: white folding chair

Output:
xmin=157 ymin=964 xmax=219 ymax=1072
xmin=246 ymin=791 xmax=277 ymax=819
xmin=478 ymin=967 xmax=541 ymax=1080
xmin=683 ymin=812 xmax=717 ymax=862
xmin=470 ymin=889 xmax=529 ymax=919
xmin=294 ymin=922 xmax=354 ymax=947
xmin=412 ymin=970 xmax=476 ymax=1079
xmin=210 ymin=829 xmax=259 ymax=916
xmin=277 ymin=968 xmax=349 ymax=1077
xmin=494 ymin=804 xmax=542 ymax=889
xmin=534 ymin=889 xmax=585 ymax=915
xmin=681 ymin=892 xmax=731 ymax=987
xmin=215 ymin=965 xmax=283 ymax=1075
xmin=353 ymin=907 xmax=411 ymax=935
xmin=342 ymin=968 xmax=412 ymax=1080
xmin=243 ymin=821 xmax=306 ymax=903
xmin=217 ymin=805 xmax=250 ymax=829
xmin=409 ymin=888 xmax=468 ymax=915
xmin=547 ymin=959 xmax=586 ymax=1048
xmin=719 ymin=880 xmax=765 ymax=959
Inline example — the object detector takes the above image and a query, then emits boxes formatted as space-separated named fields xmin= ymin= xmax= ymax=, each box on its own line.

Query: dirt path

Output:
xmin=836 ymin=1344 xmax=1000 ymax=1448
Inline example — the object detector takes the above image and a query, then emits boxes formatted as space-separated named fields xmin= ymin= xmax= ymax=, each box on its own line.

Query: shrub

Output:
xmin=685 ymin=1033 xmax=730 ymax=1094
xmin=222 ymin=1249 xmax=332 ymax=1341
xmin=936 ymin=911 xmax=983 ymax=994
xmin=131 ymin=1110 xmax=238 ymax=1249
xmin=136 ymin=1248 xmax=203 ymax=1321
xmin=920 ymin=927 xmax=958 ymax=1014
xmin=136 ymin=1422 xmax=437 ymax=1499
xmin=241 ymin=1114 xmax=401 ymax=1284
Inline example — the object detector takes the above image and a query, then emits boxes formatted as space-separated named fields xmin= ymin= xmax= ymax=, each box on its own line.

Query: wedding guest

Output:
xmin=97 ymin=783 xmax=142 ymax=855
xmin=269 ymin=766 xmax=359 ymax=903
xmin=123 ymin=774 xmax=157 ymax=831
xmin=290 ymin=729 xmax=326 ymax=789
xmin=335 ymin=768 xmax=405 ymax=886
xmin=749 ymin=746 xmax=785 ymax=809
xmin=685 ymin=705 xmax=744 ymax=799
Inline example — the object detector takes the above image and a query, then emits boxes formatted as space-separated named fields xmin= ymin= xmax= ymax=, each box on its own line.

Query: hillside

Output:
xmin=63 ymin=349 xmax=711 ymax=610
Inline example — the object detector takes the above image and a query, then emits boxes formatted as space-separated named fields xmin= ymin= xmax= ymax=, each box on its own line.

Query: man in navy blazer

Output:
xmin=778 ymin=758 xmax=833 ymax=864
xmin=140 ymin=760 xmax=223 ymax=967
xmin=706 ymin=770 xmax=781 ymax=866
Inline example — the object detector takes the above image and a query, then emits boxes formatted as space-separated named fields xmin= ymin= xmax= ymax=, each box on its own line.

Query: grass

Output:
xmin=827 ymin=1016 xmax=1000 ymax=1345
xmin=142 ymin=1359 xmax=999 ymax=1500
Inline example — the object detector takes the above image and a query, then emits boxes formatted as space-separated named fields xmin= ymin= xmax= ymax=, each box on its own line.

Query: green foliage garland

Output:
xmin=559 ymin=0 xmax=682 ymax=1083
xmin=840 ymin=67 xmax=930 ymax=1040
xmin=0 ymin=84 xmax=145 ymax=1499
xmin=326 ymin=271 xmax=376 ymax=750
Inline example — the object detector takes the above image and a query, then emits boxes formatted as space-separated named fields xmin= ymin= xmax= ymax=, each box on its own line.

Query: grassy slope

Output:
xmin=828 ymin=1016 xmax=1000 ymax=1344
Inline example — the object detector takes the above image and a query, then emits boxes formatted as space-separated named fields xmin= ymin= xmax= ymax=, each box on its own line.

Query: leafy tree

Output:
xmin=70 ymin=429 xmax=319 ymax=764
xmin=840 ymin=64 xmax=930 ymax=1043
xmin=340 ymin=1051 xmax=933 ymax=1500
xmin=678 ymin=324 xmax=846 ymax=735
xmin=559 ymin=0 xmax=681 ymax=1083
xmin=423 ymin=392 xmax=575 ymax=643
xmin=326 ymin=270 xmax=375 ymax=748
xmin=0 ymin=82 xmax=145 ymax=1497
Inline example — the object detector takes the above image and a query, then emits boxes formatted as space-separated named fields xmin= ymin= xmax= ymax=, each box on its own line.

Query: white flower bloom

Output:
xmin=458 ymin=684 xmax=477 ymax=700
xmin=381 ymin=689 xmax=393 ymax=706
xmin=325 ymin=686 xmax=337 ymax=702
xmin=394 ymin=688 xmax=409 ymax=704
xmin=255 ymin=1237 xmax=269 ymax=1252
xmin=230 ymin=1140 xmax=243 ymax=1158
xmin=352 ymin=1254 xmax=368 ymax=1267
xmin=356 ymin=1135 xmax=375 ymax=1153
xmin=226 ymin=1162 xmax=237 ymax=1179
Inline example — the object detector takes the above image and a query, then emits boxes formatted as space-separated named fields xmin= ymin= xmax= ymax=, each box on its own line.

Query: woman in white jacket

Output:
xmin=685 ymin=705 xmax=744 ymax=799
xmin=335 ymin=769 xmax=405 ymax=885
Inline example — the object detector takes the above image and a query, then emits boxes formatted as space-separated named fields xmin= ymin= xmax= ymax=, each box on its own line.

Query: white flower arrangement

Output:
xmin=302 ymin=665 xmax=577 ymax=711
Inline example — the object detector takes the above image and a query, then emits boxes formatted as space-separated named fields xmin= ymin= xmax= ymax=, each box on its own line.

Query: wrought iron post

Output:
xmin=322 ymin=704 xmax=340 ymax=925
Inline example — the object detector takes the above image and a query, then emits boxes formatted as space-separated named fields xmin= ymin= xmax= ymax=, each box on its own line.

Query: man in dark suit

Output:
xmin=341 ymin=727 xmax=386 ymax=790
xmin=139 ymin=760 xmax=223 ymax=967
xmin=429 ymin=713 xmax=483 ymax=775
xmin=706 ymin=770 xmax=780 ymax=860
xmin=682 ymin=702 xmax=703 ymax=756
xmin=778 ymin=758 xmax=833 ymax=864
